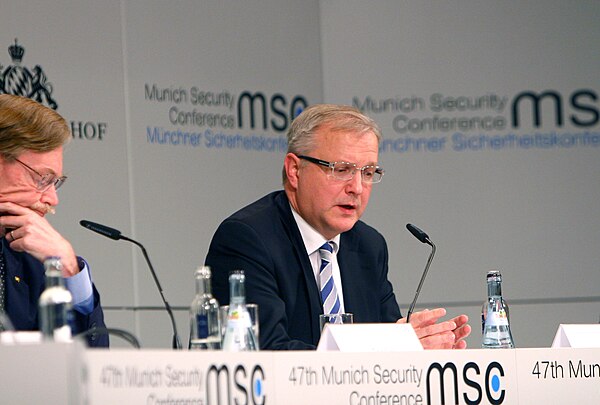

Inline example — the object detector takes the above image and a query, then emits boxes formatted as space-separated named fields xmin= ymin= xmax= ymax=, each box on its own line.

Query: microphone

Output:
xmin=80 ymin=220 xmax=121 ymax=240
xmin=406 ymin=223 xmax=431 ymax=245
xmin=405 ymin=223 xmax=436 ymax=323
xmin=80 ymin=220 xmax=182 ymax=349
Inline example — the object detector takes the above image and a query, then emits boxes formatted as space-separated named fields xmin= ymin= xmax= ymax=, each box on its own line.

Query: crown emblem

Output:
xmin=8 ymin=39 xmax=24 ymax=63
xmin=0 ymin=39 xmax=58 ymax=109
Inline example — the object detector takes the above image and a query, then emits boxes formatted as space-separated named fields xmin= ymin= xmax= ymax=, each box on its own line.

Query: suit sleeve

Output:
xmin=206 ymin=219 xmax=314 ymax=350
xmin=72 ymin=284 xmax=109 ymax=347
xmin=64 ymin=257 xmax=109 ymax=347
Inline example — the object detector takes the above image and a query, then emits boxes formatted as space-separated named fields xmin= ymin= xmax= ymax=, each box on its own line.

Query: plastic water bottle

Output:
xmin=38 ymin=257 xmax=74 ymax=342
xmin=482 ymin=269 xmax=515 ymax=348
xmin=189 ymin=266 xmax=221 ymax=350
xmin=222 ymin=270 xmax=258 ymax=351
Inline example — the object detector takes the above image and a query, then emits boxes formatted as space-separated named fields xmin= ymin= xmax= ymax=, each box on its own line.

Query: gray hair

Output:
xmin=283 ymin=104 xmax=382 ymax=183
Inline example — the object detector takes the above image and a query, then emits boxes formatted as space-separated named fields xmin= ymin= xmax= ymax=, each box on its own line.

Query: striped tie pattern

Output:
xmin=319 ymin=242 xmax=341 ymax=315
xmin=0 ymin=247 xmax=5 ymax=312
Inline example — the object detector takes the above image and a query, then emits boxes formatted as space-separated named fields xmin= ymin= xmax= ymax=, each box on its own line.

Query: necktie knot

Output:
xmin=318 ymin=242 xmax=334 ymax=269
xmin=319 ymin=242 xmax=333 ymax=254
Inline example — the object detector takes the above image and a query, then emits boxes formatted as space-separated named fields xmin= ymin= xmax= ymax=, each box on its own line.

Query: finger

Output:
xmin=449 ymin=314 xmax=469 ymax=327
xmin=408 ymin=308 xmax=447 ymax=327
xmin=0 ymin=201 xmax=29 ymax=216
xmin=0 ymin=213 xmax=26 ymax=231
xmin=0 ymin=214 xmax=12 ymax=234
xmin=7 ymin=229 xmax=25 ymax=251
xmin=419 ymin=331 xmax=455 ymax=350
xmin=398 ymin=312 xmax=444 ymax=332
xmin=453 ymin=323 xmax=472 ymax=341
xmin=410 ymin=313 xmax=447 ymax=332
xmin=414 ymin=320 xmax=457 ymax=339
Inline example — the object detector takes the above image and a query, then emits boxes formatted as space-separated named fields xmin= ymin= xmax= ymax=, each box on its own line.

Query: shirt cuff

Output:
xmin=63 ymin=257 xmax=94 ymax=315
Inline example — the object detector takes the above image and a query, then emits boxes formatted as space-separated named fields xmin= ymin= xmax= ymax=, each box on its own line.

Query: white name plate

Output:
xmin=552 ymin=324 xmax=600 ymax=348
xmin=317 ymin=323 xmax=423 ymax=352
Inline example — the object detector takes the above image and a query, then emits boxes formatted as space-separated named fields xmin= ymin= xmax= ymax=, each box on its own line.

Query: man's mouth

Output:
xmin=337 ymin=203 xmax=357 ymax=211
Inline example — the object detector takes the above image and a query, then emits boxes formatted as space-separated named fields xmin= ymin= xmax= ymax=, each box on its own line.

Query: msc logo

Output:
xmin=206 ymin=363 xmax=266 ymax=405
xmin=512 ymin=89 xmax=599 ymax=128
xmin=0 ymin=39 xmax=58 ymax=109
xmin=237 ymin=91 xmax=308 ymax=133
xmin=425 ymin=361 xmax=505 ymax=405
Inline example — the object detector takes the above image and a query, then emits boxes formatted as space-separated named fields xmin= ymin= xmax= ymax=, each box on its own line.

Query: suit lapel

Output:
xmin=338 ymin=230 xmax=361 ymax=315
xmin=274 ymin=192 xmax=323 ymax=344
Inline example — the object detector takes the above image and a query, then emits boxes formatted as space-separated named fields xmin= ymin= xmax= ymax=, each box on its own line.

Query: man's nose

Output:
xmin=40 ymin=186 xmax=59 ymax=207
xmin=345 ymin=170 xmax=364 ymax=194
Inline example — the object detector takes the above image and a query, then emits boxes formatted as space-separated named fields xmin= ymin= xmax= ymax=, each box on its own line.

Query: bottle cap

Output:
xmin=43 ymin=256 xmax=63 ymax=274
xmin=229 ymin=269 xmax=245 ymax=281
xmin=486 ymin=269 xmax=502 ymax=280
xmin=195 ymin=265 xmax=211 ymax=278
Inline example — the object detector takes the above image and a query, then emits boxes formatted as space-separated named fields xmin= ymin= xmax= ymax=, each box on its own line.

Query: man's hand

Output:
xmin=0 ymin=202 xmax=78 ymax=277
xmin=398 ymin=308 xmax=471 ymax=349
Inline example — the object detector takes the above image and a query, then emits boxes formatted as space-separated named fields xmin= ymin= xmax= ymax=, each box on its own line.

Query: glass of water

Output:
xmin=319 ymin=313 xmax=354 ymax=332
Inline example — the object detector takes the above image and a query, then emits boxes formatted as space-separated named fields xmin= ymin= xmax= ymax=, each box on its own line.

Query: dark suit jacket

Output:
xmin=1 ymin=238 xmax=108 ymax=347
xmin=206 ymin=190 xmax=401 ymax=350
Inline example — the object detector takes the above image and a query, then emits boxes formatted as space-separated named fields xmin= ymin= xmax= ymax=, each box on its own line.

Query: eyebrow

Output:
xmin=24 ymin=161 xmax=60 ymax=176
xmin=37 ymin=165 xmax=59 ymax=176
xmin=349 ymin=161 xmax=379 ymax=167
xmin=331 ymin=157 xmax=378 ymax=165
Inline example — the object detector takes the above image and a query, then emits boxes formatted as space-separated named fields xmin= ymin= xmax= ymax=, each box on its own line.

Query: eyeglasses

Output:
xmin=14 ymin=158 xmax=67 ymax=191
xmin=297 ymin=155 xmax=384 ymax=183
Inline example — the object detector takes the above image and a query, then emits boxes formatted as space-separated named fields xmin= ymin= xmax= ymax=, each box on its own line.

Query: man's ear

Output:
xmin=283 ymin=153 xmax=301 ymax=189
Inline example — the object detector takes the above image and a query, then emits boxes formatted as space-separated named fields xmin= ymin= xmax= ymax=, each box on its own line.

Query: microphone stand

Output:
xmin=80 ymin=220 xmax=182 ymax=349
xmin=121 ymin=235 xmax=182 ymax=350
xmin=406 ymin=241 xmax=435 ymax=323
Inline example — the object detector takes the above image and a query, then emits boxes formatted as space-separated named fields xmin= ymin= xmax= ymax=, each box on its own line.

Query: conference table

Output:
xmin=1 ymin=340 xmax=599 ymax=404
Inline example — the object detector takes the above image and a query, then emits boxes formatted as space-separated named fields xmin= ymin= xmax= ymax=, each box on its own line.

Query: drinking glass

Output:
xmin=319 ymin=313 xmax=354 ymax=332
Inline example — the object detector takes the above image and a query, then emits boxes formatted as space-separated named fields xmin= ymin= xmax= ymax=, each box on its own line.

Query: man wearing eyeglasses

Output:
xmin=206 ymin=104 xmax=470 ymax=350
xmin=0 ymin=94 xmax=108 ymax=346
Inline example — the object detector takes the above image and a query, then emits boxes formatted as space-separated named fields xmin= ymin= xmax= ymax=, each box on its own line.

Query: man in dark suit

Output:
xmin=0 ymin=94 xmax=108 ymax=347
xmin=206 ymin=104 xmax=470 ymax=350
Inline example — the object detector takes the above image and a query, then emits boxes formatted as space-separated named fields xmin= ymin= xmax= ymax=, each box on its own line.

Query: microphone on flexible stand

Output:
xmin=405 ymin=223 xmax=436 ymax=323
xmin=80 ymin=219 xmax=182 ymax=349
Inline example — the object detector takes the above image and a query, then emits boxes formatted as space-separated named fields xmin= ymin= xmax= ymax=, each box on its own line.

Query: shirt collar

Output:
xmin=290 ymin=204 xmax=340 ymax=256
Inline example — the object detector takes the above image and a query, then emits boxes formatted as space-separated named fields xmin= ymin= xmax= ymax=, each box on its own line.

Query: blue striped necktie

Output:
xmin=319 ymin=242 xmax=340 ymax=315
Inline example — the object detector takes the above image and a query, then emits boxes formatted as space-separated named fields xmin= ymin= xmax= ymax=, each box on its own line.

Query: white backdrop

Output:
xmin=1 ymin=0 xmax=598 ymax=348
xmin=320 ymin=0 xmax=600 ymax=347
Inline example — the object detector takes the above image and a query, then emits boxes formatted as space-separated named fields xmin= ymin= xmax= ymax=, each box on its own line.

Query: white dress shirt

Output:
xmin=290 ymin=206 xmax=346 ymax=313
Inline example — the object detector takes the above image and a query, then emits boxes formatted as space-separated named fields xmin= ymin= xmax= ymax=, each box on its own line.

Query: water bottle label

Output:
xmin=196 ymin=314 xmax=209 ymax=338
xmin=485 ymin=310 xmax=509 ymax=327
xmin=227 ymin=310 xmax=252 ymax=329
